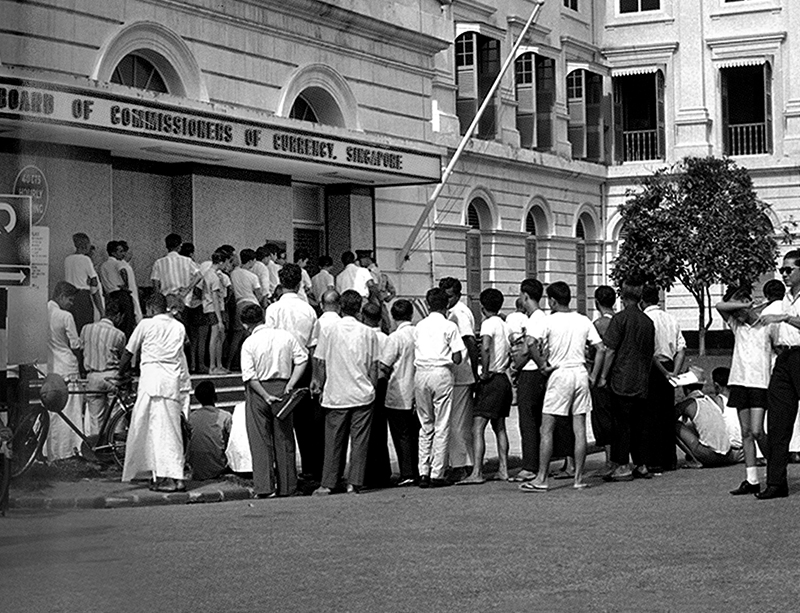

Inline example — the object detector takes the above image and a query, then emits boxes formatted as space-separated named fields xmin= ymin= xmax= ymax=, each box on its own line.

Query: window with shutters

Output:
xmin=575 ymin=220 xmax=587 ymax=315
xmin=515 ymin=53 xmax=556 ymax=151
xmin=567 ymin=70 xmax=606 ymax=162
xmin=111 ymin=54 xmax=169 ymax=93
xmin=613 ymin=70 xmax=666 ymax=162
xmin=456 ymin=32 xmax=501 ymax=140
xmin=525 ymin=210 xmax=538 ymax=279
xmin=721 ymin=63 xmax=772 ymax=156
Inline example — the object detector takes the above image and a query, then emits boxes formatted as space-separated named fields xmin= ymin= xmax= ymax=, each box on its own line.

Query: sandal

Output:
xmin=519 ymin=481 xmax=549 ymax=493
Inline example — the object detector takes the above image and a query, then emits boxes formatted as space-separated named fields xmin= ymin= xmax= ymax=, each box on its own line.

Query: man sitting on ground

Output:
xmin=675 ymin=367 xmax=745 ymax=468
xmin=187 ymin=380 xmax=233 ymax=481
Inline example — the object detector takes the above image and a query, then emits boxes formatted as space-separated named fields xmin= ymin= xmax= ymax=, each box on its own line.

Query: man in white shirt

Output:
xmin=440 ymin=277 xmax=479 ymax=482
xmin=117 ymin=293 xmax=190 ymax=492
xmin=294 ymin=248 xmax=315 ymax=305
xmin=311 ymin=289 xmax=379 ymax=495
xmin=150 ymin=233 xmax=200 ymax=309
xmin=118 ymin=241 xmax=143 ymax=327
xmin=311 ymin=256 xmax=336 ymax=310
xmin=520 ymin=282 xmax=602 ymax=492
xmin=511 ymin=278 xmax=547 ymax=482
xmin=263 ymin=242 xmax=283 ymax=299
xmin=414 ymin=287 xmax=465 ymax=487
xmin=99 ymin=241 xmax=136 ymax=337
xmin=380 ymin=299 xmax=419 ymax=486
xmin=251 ymin=246 xmax=273 ymax=305
xmin=227 ymin=248 xmax=263 ymax=371
xmin=64 ymin=232 xmax=104 ymax=332
xmin=362 ymin=301 xmax=391 ymax=488
xmin=642 ymin=285 xmax=686 ymax=473
xmin=240 ymin=303 xmax=308 ymax=497
xmin=47 ymin=281 xmax=84 ymax=461
xmin=265 ymin=263 xmax=320 ymax=480
xmin=336 ymin=250 xmax=374 ymax=300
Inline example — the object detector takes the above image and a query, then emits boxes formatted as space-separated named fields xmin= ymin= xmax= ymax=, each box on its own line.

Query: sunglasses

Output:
xmin=779 ymin=266 xmax=799 ymax=275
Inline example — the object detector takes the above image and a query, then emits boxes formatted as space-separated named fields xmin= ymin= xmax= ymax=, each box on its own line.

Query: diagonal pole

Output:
xmin=396 ymin=0 xmax=546 ymax=270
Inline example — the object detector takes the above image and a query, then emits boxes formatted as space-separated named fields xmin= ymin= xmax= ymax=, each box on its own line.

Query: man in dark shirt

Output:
xmin=187 ymin=380 xmax=232 ymax=480
xmin=596 ymin=280 xmax=655 ymax=481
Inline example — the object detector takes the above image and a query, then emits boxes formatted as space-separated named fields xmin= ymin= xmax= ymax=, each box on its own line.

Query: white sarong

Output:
xmin=46 ymin=378 xmax=84 ymax=462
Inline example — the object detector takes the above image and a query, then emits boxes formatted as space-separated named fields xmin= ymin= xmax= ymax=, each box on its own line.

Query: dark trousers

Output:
xmin=590 ymin=386 xmax=614 ymax=447
xmin=69 ymin=289 xmax=94 ymax=333
xmin=647 ymin=360 xmax=677 ymax=470
xmin=386 ymin=408 xmax=420 ymax=480
xmin=293 ymin=368 xmax=324 ymax=480
xmin=517 ymin=370 xmax=546 ymax=472
xmin=245 ymin=384 xmax=297 ymax=496
xmin=766 ymin=348 xmax=800 ymax=487
xmin=610 ymin=393 xmax=649 ymax=467
xmin=364 ymin=379 xmax=392 ymax=488
xmin=321 ymin=404 xmax=373 ymax=489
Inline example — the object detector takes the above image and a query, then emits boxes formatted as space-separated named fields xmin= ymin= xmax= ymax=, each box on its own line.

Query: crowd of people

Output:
xmin=45 ymin=232 xmax=800 ymax=499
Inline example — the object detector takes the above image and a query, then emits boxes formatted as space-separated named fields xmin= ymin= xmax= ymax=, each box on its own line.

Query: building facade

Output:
xmin=2 ymin=0 xmax=799 ymax=358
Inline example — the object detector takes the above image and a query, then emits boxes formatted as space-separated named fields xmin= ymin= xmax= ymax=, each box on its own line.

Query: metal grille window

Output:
xmin=467 ymin=203 xmax=481 ymax=230
xmin=721 ymin=63 xmax=773 ymax=156
xmin=111 ymin=54 xmax=168 ymax=93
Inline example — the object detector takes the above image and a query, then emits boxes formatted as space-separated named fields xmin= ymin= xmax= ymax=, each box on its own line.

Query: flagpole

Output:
xmin=396 ymin=0 xmax=546 ymax=270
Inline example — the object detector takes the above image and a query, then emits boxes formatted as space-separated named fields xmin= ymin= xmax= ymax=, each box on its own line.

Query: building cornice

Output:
xmin=453 ymin=0 xmax=497 ymax=20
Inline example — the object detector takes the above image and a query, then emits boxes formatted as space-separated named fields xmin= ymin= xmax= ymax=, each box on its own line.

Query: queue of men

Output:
xmin=48 ymin=232 xmax=800 ymax=499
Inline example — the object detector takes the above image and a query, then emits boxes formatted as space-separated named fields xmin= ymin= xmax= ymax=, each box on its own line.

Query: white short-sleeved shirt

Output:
xmin=534 ymin=311 xmax=601 ymax=368
xmin=80 ymin=318 xmax=126 ymax=372
xmin=266 ymin=261 xmax=281 ymax=297
xmin=522 ymin=309 xmax=547 ymax=371
xmin=120 ymin=259 xmax=142 ymax=322
xmin=316 ymin=315 xmax=378 ymax=409
xmin=414 ymin=312 xmax=465 ymax=369
xmin=447 ymin=299 xmax=475 ymax=385
xmin=336 ymin=263 xmax=372 ymax=298
xmin=775 ymin=291 xmax=800 ymax=346
xmin=64 ymin=253 xmax=98 ymax=291
xmin=480 ymin=315 xmax=510 ymax=374
xmin=644 ymin=305 xmax=687 ymax=361
xmin=297 ymin=268 xmax=313 ymax=303
xmin=505 ymin=311 xmax=528 ymax=338
xmin=150 ymin=251 xmax=199 ymax=305
xmin=126 ymin=314 xmax=188 ymax=399
xmin=251 ymin=261 xmax=272 ymax=300
xmin=99 ymin=258 xmax=126 ymax=295
xmin=315 ymin=311 xmax=340 ymax=338
xmin=48 ymin=300 xmax=81 ymax=376
xmin=240 ymin=324 xmax=308 ymax=383
xmin=311 ymin=270 xmax=335 ymax=303
xmin=265 ymin=292 xmax=318 ymax=349
xmin=380 ymin=321 xmax=416 ymax=411
xmin=229 ymin=267 xmax=261 ymax=306
xmin=201 ymin=267 xmax=224 ymax=314
xmin=728 ymin=318 xmax=775 ymax=389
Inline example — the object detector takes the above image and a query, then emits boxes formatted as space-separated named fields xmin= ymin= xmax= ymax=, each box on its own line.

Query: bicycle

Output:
xmin=10 ymin=375 xmax=136 ymax=479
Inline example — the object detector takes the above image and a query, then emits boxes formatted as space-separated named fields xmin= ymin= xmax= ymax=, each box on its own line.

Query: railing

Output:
xmin=727 ymin=122 xmax=768 ymax=156
xmin=623 ymin=129 xmax=661 ymax=162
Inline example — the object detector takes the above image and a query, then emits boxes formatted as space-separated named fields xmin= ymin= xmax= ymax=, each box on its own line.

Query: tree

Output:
xmin=611 ymin=156 xmax=778 ymax=355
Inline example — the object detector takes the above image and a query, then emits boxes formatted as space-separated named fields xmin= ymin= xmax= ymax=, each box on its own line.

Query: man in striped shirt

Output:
xmin=150 ymin=233 xmax=200 ymax=309
xmin=80 ymin=298 xmax=127 ymax=436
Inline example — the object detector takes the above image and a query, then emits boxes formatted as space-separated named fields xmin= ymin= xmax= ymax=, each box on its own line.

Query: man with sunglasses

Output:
xmin=757 ymin=250 xmax=800 ymax=499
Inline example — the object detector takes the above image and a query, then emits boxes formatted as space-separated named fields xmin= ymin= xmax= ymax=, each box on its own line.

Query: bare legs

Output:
xmin=459 ymin=416 xmax=509 ymax=484
xmin=532 ymin=413 xmax=587 ymax=489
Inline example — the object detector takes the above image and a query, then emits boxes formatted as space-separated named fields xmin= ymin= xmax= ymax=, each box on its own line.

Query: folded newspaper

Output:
xmin=272 ymin=388 xmax=309 ymax=420
xmin=669 ymin=371 xmax=700 ymax=388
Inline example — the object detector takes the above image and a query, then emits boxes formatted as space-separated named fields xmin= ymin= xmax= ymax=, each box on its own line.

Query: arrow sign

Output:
xmin=0 ymin=266 xmax=30 ymax=287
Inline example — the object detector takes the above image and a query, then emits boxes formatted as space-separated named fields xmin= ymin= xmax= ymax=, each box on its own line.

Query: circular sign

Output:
xmin=13 ymin=165 xmax=48 ymax=225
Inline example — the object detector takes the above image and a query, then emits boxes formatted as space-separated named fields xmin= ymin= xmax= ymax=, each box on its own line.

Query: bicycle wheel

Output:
xmin=0 ymin=448 xmax=10 ymax=516
xmin=107 ymin=409 xmax=130 ymax=469
xmin=11 ymin=409 xmax=49 ymax=478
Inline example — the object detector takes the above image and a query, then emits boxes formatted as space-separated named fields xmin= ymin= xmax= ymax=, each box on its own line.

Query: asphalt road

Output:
xmin=3 ymin=458 xmax=800 ymax=613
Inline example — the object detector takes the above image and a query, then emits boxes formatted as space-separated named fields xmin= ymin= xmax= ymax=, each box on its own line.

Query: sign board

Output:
xmin=0 ymin=194 xmax=31 ymax=287
xmin=13 ymin=165 xmax=48 ymax=224
xmin=8 ymin=225 xmax=48 ymax=365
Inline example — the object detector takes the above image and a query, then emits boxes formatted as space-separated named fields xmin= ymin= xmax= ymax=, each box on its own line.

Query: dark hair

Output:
xmin=480 ymin=288 xmax=504 ymax=313
xmin=117 ymin=240 xmax=129 ymax=252
xmin=361 ymin=302 xmax=382 ymax=326
xmin=52 ymin=281 xmax=78 ymax=300
xmin=278 ymin=263 xmax=302 ymax=290
xmin=317 ymin=255 xmax=333 ymax=268
xmin=547 ymin=281 xmax=571 ymax=306
xmin=255 ymin=246 xmax=268 ymax=261
xmin=146 ymin=292 xmax=168 ymax=314
xmin=764 ymin=279 xmax=786 ymax=302
xmin=217 ymin=244 xmax=235 ymax=256
xmin=165 ymin=233 xmax=182 ymax=251
xmin=594 ymin=285 xmax=616 ymax=309
xmin=105 ymin=297 xmax=122 ymax=319
xmin=340 ymin=289 xmax=363 ymax=317
xmin=240 ymin=303 xmax=264 ymax=326
xmin=179 ymin=242 xmax=195 ymax=258
xmin=341 ymin=251 xmax=355 ymax=266
xmin=72 ymin=232 xmax=90 ymax=249
xmin=520 ymin=278 xmax=543 ymax=302
xmin=438 ymin=277 xmax=462 ymax=296
xmin=106 ymin=240 xmax=118 ymax=256
xmin=785 ymin=250 xmax=800 ymax=267
xmin=723 ymin=284 xmax=751 ymax=303
xmin=211 ymin=251 xmax=227 ymax=265
xmin=641 ymin=284 xmax=660 ymax=306
xmin=294 ymin=248 xmax=309 ymax=263
xmin=620 ymin=280 xmax=643 ymax=302
xmin=426 ymin=287 xmax=449 ymax=311
xmin=712 ymin=366 xmax=730 ymax=388
xmin=239 ymin=248 xmax=256 ymax=265
xmin=194 ymin=380 xmax=217 ymax=406
xmin=391 ymin=299 xmax=413 ymax=322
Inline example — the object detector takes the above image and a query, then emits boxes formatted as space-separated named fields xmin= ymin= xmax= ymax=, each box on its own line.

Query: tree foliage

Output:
xmin=611 ymin=156 xmax=778 ymax=353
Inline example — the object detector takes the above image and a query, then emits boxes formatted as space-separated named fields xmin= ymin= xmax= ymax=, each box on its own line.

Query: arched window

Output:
xmin=467 ymin=203 xmax=482 ymax=230
xmin=111 ymin=53 xmax=169 ymax=93
xmin=526 ymin=211 xmax=538 ymax=279
xmin=289 ymin=95 xmax=319 ymax=123
xmin=576 ymin=219 xmax=587 ymax=314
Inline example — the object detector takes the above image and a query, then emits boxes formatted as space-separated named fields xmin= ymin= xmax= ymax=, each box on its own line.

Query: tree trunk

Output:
xmin=697 ymin=293 xmax=706 ymax=357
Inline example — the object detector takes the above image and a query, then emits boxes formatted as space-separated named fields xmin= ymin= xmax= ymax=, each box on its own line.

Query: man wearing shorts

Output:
xmin=521 ymin=281 xmax=601 ymax=492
